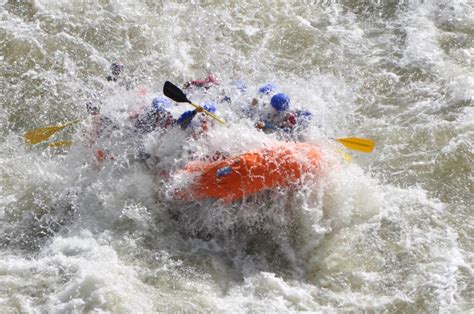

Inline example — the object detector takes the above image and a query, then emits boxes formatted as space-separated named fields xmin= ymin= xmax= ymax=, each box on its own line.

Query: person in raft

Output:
xmin=182 ymin=73 xmax=234 ymax=103
xmin=177 ymin=102 xmax=228 ymax=162
xmin=106 ymin=62 xmax=124 ymax=82
xmin=134 ymin=96 xmax=219 ymax=136
xmin=255 ymin=92 xmax=313 ymax=138
xmin=134 ymin=96 xmax=176 ymax=134
xmin=81 ymin=102 xmax=119 ymax=162
xmin=106 ymin=61 xmax=135 ymax=90
xmin=183 ymin=73 xmax=219 ymax=90
xmin=176 ymin=102 xmax=217 ymax=138
xmin=240 ymin=82 xmax=278 ymax=119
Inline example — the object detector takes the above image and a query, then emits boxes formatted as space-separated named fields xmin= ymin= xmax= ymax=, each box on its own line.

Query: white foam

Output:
xmin=1 ymin=0 xmax=472 ymax=312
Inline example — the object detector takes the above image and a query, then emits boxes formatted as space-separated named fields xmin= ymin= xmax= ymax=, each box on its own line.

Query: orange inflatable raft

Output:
xmin=177 ymin=142 xmax=321 ymax=203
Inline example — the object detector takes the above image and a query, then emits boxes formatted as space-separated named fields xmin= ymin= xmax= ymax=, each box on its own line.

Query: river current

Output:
xmin=1 ymin=0 xmax=473 ymax=312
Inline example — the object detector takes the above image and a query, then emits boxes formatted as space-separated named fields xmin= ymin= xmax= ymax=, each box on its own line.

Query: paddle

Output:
xmin=163 ymin=81 xmax=225 ymax=125
xmin=48 ymin=140 xmax=73 ymax=148
xmin=335 ymin=137 xmax=375 ymax=153
xmin=24 ymin=119 xmax=81 ymax=145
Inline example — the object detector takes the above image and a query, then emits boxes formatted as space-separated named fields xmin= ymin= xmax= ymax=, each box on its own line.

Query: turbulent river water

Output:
xmin=1 ymin=0 xmax=473 ymax=312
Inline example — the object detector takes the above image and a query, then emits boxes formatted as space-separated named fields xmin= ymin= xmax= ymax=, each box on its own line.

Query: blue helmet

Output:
xmin=202 ymin=102 xmax=216 ymax=113
xmin=271 ymin=93 xmax=290 ymax=112
xmin=258 ymin=83 xmax=277 ymax=95
xmin=152 ymin=96 xmax=172 ymax=112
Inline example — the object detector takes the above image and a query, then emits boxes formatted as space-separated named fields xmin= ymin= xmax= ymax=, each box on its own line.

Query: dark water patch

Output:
xmin=1 ymin=191 xmax=76 ymax=253
xmin=340 ymin=0 xmax=409 ymax=20
xmin=439 ymin=32 xmax=473 ymax=55
xmin=4 ymin=0 xmax=38 ymax=22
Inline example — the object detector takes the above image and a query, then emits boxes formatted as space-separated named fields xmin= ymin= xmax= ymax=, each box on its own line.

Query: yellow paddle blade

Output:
xmin=24 ymin=126 xmax=67 ymax=144
xmin=24 ymin=119 xmax=81 ymax=145
xmin=191 ymin=103 xmax=225 ymax=125
xmin=335 ymin=148 xmax=353 ymax=162
xmin=336 ymin=137 xmax=376 ymax=153
xmin=48 ymin=141 xmax=73 ymax=148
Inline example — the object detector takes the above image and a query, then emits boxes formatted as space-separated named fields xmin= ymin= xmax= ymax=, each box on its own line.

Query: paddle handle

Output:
xmin=62 ymin=119 xmax=82 ymax=127
xmin=190 ymin=102 xmax=225 ymax=125
xmin=48 ymin=140 xmax=73 ymax=148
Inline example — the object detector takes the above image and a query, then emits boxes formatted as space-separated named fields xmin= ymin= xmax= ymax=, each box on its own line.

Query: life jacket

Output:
xmin=184 ymin=74 xmax=219 ymax=90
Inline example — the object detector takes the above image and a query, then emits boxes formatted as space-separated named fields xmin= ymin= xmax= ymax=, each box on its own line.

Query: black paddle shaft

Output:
xmin=163 ymin=81 xmax=191 ymax=104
